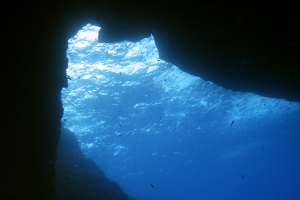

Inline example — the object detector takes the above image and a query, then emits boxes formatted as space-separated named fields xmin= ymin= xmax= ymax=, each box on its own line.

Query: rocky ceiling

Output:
xmin=2 ymin=0 xmax=299 ymax=199
xmin=5 ymin=0 xmax=300 ymax=102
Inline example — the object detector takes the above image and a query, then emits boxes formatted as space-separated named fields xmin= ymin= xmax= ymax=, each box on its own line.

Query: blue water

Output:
xmin=61 ymin=24 xmax=300 ymax=200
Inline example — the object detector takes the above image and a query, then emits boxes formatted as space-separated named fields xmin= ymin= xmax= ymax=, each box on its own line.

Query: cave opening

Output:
xmin=60 ymin=24 xmax=300 ymax=200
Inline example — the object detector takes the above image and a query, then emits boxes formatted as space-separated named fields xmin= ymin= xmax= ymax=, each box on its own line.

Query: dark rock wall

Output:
xmin=96 ymin=1 xmax=300 ymax=102
xmin=2 ymin=0 xmax=299 ymax=199
xmin=55 ymin=128 xmax=129 ymax=200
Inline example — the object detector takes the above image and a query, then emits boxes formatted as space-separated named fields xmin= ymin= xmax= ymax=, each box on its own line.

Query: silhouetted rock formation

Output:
xmin=55 ymin=128 xmax=129 ymax=200
xmin=2 ymin=0 xmax=299 ymax=199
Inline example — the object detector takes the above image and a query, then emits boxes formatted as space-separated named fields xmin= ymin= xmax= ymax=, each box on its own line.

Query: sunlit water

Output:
xmin=61 ymin=24 xmax=300 ymax=200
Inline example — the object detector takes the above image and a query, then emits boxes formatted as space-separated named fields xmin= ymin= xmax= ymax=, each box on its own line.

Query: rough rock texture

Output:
xmin=2 ymin=0 xmax=299 ymax=199
xmin=55 ymin=128 xmax=129 ymax=200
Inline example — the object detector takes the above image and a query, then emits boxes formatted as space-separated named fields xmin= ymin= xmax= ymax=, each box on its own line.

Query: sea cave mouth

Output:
xmin=60 ymin=23 xmax=300 ymax=200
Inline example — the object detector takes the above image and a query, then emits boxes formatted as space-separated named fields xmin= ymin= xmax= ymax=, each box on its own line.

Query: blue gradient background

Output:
xmin=62 ymin=24 xmax=300 ymax=200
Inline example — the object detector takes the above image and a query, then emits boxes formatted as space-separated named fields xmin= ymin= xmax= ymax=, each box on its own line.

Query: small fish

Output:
xmin=242 ymin=174 xmax=246 ymax=178
xmin=150 ymin=184 xmax=154 ymax=188
xmin=231 ymin=120 xmax=235 ymax=127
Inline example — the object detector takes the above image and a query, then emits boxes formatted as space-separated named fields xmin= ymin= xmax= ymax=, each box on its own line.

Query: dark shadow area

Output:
xmin=55 ymin=128 xmax=132 ymax=200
